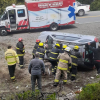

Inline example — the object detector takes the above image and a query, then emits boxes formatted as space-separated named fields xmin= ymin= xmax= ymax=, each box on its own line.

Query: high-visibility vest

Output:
xmin=5 ymin=49 xmax=19 ymax=65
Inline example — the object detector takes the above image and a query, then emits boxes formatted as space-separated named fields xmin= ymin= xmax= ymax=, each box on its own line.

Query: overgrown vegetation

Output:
xmin=6 ymin=90 xmax=56 ymax=100
xmin=0 ymin=0 xmax=24 ymax=15
xmin=78 ymin=82 xmax=100 ymax=100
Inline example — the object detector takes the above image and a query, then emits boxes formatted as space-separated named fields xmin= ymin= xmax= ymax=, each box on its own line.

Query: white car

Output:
xmin=75 ymin=1 xmax=90 ymax=16
xmin=38 ymin=31 xmax=99 ymax=69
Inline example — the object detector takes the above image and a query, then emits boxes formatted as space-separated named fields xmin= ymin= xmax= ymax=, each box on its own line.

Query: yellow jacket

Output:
xmin=5 ymin=49 xmax=19 ymax=65
xmin=57 ymin=52 xmax=72 ymax=70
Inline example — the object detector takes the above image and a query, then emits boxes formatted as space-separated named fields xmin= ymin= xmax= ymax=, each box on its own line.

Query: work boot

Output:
xmin=63 ymin=82 xmax=67 ymax=85
xmin=12 ymin=79 xmax=16 ymax=82
xmin=20 ymin=66 xmax=24 ymax=69
xmin=71 ymin=76 xmax=76 ymax=81
xmin=53 ymin=82 xmax=59 ymax=87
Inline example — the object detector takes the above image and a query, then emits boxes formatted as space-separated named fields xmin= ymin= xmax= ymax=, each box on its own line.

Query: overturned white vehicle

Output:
xmin=38 ymin=31 xmax=99 ymax=69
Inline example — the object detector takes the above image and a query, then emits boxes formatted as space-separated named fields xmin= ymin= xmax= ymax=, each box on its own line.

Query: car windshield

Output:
xmin=79 ymin=39 xmax=92 ymax=43
xmin=52 ymin=35 xmax=80 ymax=41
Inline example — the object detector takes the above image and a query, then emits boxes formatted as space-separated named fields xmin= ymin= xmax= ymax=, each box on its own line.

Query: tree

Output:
xmin=0 ymin=0 xmax=24 ymax=15
xmin=90 ymin=0 xmax=100 ymax=11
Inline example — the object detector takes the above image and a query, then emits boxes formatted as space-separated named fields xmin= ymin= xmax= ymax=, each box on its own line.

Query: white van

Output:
xmin=38 ymin=31 xmax=99 ymax=69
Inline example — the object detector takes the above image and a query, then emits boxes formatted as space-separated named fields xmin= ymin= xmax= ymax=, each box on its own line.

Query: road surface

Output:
xmin=76 ymin=11 xmax=100 ymax=24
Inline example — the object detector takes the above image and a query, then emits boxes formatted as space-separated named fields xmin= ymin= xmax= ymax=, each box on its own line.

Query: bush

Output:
xmin=90 ymin=0 xmax=100 ymax=11
xmin=6 ymin=90 xmax=56 ymax=100
xmin=78 ymin=82 xmax=100 ymax=100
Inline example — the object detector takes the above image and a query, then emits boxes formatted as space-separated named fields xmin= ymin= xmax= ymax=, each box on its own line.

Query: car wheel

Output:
xmin=0 ymin=27 xmax=8 ymax=36
xmin=50 ymin=23 xmax=58 ymax=31
xmin=78 ymin=9 xmax=85 ymax=16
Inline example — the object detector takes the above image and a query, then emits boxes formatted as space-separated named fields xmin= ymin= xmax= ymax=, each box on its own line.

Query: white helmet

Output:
xmin=64 ymin=47 xmax=71 ymax=52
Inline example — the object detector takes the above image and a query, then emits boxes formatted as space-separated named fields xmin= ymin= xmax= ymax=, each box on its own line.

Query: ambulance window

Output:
xmin=17 ymin=9 xmax=25 ymax=17
xmin=2 ymin=12 xmax=8 ymax=20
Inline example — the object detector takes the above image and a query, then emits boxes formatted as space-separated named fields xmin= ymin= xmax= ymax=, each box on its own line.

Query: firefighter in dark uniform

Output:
xmin=16 ymin=38 xmax=25 ymax=69
xmin=32 ymin=39 xmax=40 ymax=59
xmin=70 ymin=46 xmax=81 ymax=81
xmin=60 ymin=45 xmax=67 ymax=54
xmin=36 ymin=42 xmax=45 ymax=60
xmin=49 ymin=43 xmax=60 ymax=75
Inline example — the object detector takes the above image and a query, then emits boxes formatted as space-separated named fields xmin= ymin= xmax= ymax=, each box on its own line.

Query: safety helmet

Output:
xmin=39 ymin=42 xmax=44 ymax=46
xmin=36 ymin=39 xmax=40 ymax=43
xmin=55 ymin=43 xmax=60 ymax=47
xmin=64 ymin=47 xmax=71 ymax=52
xmin=18 ymin=38 xmax=23 ymax=42
xmin=63 ymin=45 xmax=67 ymax=49
xmin=74 ymin=46 xmax=79 ymax=50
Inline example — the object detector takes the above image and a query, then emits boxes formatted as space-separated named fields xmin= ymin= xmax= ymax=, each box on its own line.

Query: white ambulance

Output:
xmin=0 ymin=0 xmax=75 ymax=36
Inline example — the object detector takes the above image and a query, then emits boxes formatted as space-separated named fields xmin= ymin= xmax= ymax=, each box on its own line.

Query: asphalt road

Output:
xmin=76 ymin=11 xmax=100 ymax=24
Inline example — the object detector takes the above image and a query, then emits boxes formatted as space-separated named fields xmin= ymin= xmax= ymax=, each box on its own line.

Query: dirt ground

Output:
xmin=0 ymin=23 xmax=100 ymax=99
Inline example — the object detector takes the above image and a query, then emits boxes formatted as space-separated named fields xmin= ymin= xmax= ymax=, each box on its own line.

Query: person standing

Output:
xmin=70 ymin=46 xmax=81 ymax=81
xmin=36 ymin=42 xmax=45 ymax=60
xmin=16 ymin=38 xmax=25 ymax=69
xmin=32 ymin=39 xmax=40 ymax=59
xmin=28 ymin=53 xmax=45 ymax=92
xmin=59 ymin=45 xmax=67 ymax=54
xmin=5 ymin=46 xmax=19 ymax=82
xmin=54 ymin=47 xmax=72 ymax=86
xmin=49 ymin=43 xmax=60 ymax=75
xmin=88 ymin=42 xmax=100 ymax=75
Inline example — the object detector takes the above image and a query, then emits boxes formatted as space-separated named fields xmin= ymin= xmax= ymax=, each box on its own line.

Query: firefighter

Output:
xmin=16 ymin=38 xmax=25 ymax=69
xmin=49 ymin=43 xmax=60 ymax=75
xmin=60 ymin=45 xmax=67 ymax=54
xmin=54 ymin=47 xmax=72 ymax=86
xmin=70 ymin=46 xmax=81 ymax=81
xmin=36 ymin=42 xmax=45 ymax=60
xmin=32 ymin=39 xmax=40 ymax=59
xmin=5 ymin=46 xmax=19 ymax=82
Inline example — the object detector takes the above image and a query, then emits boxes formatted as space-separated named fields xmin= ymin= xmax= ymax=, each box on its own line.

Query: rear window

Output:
xmin=79 ymin=39 xmax=92 ymax=43
xmin=52 ymin=35 xmax=80 ymax=41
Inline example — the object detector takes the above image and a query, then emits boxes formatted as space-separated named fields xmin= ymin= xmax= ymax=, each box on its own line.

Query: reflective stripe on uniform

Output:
xmin=70 ymin=55 xmax=77 ymax=59
xmin=50 ymin=57 xmax=57 ymax=60
xmin=67 ymin=71 xmax=70 ymax=73
xmin=71 ymin=74 xmax=76 ymax=76
xmin=51 ymin=52 xmax=58 ymax=55
xmin=37 ymin=52 xmax=44 ymax=55
xmin=6 ymin=56 xmax=15 ymax=58
xmin=72 ymin=63 xmax=77 ymax=66
xmin=39 ymin=58 xmax=43 ymax=60
xmin=69 ymin=66 xmax=72 ymax=69
xmin=32 ymin=53 xmax=34 ymax=55
xmin=54 ymin=79 xmax=59 ymax=82
xmin=11 ymin=76 xmax=15 ymax=80
xmin=59 ymin=59 xmax=68 ymax=63
xmin=8 ymin=61 xmax=16 ymax=65
xmin=63 ymin=80 xmax=67 ymax=82
xmin=52 ymin=69 xmax=54 ymax=72
xmin=58 ymin=66 xmax=67 ymax=70
xmin=17 ymin=54 xmax=24 ymax=56
xmin=16 ymin=47 xmax=20 ymax=50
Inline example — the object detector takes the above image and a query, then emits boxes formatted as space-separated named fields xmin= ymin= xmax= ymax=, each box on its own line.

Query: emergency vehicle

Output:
xmin=0 ymin=0 xmax=75 ymax=36
xmin=38 ymin=31 xmax=99 ymax=69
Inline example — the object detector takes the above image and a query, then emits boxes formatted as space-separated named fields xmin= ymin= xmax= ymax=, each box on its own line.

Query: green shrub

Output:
xmin=90 ymin=0 xmax=100 ymax=11
xmin=6 ymin=90 xmax=56 ymax=100
xmin=78 ymin=82 xmax=100 ymax=100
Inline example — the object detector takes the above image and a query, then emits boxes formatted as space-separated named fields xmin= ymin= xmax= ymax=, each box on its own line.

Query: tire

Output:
xmin=0 ymin=27 xmax=8 ymax=36
xmin=78 ymin=9 xmax=85 ymax=16
xmin=50 ymin=23 xmax=58 ymax=31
